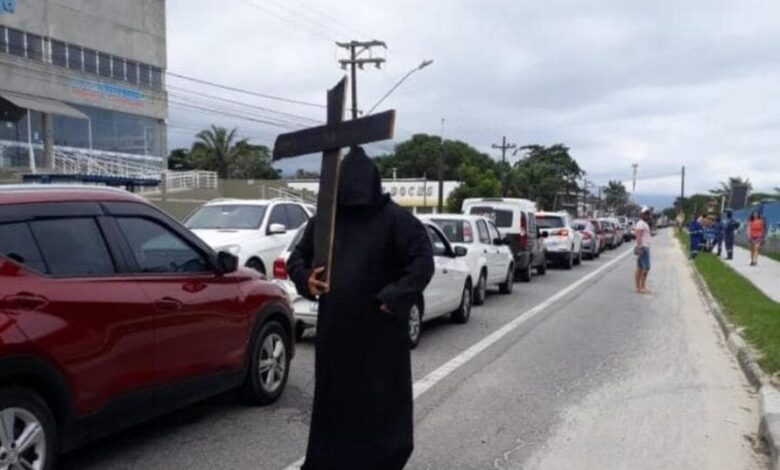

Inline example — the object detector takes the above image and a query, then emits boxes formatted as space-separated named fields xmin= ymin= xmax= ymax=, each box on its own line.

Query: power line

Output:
xmin=239 ymin=0 xmax=335 ymax=42
xmin=166 ymin=71 xmax=325 ymax=108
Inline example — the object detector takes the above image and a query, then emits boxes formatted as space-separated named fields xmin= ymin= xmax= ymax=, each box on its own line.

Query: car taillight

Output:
xmin=518 ymin=214 xmax=528 ymax=250
xmin=463 ymin=221 xmax=474 ymax=243
xmin=583 ymin=231 xmax=592 ymax=239
xmin=557 ymin=229 xmax=569 ymax=237
xmin=273 ymin=258 xmax=288 ymax=280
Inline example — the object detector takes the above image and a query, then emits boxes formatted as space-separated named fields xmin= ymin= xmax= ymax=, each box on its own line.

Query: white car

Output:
xmin=185 ymin=199 xmax=313 ymax=276
xmin=420 ymin=214 xmax=514 ymax=305
xmin=273 ymin=221 xmax=473 ymax=348
xmin=536 ymin=211 xmax=583 ymax=269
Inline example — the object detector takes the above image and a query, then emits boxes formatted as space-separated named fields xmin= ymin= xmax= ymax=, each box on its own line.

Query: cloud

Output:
xmin=166 ymin=0 xmax=780 ymax=198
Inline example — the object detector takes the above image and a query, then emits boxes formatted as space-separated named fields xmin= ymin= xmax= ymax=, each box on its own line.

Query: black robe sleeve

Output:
xmin=377 ymin=209 xmax=435 ymax=316
xmin=287 ymin=219 xmax=317 ymax=301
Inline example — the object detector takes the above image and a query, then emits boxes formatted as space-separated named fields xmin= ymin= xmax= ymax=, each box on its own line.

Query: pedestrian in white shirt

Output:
xmin=634 ymin=208 xmax=652 ymax=294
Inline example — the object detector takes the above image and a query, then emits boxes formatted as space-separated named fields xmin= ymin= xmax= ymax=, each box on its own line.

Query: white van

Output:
xmin=461 ymin=198 xmax=547 ymax=282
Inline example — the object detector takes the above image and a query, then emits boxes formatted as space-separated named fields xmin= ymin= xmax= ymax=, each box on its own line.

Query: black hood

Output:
xmin=338 ymin=146 xmax=385 ymax=208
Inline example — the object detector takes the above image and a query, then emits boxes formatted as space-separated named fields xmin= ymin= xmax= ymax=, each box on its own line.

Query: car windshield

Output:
xmin=536 ymin=216 xmax=565 ymax=229
xmin=185 ymin=205 xmax=267 ymax=230
xmin=430 ymin=219 xmax=466 ymax=243
xmin=469 ymin=207 xmax=513 ymax=228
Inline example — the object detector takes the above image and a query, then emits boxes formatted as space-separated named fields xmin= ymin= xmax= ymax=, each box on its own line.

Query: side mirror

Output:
xmin=453 ymin=246 xmax=468 ymax=257
xmin=268 ymin=223 xmax=287 ymax=235
xmin=493 ymin=238 xmax=504 ymax=246
xmin=216 ymin=251 xmax=239 ymax=275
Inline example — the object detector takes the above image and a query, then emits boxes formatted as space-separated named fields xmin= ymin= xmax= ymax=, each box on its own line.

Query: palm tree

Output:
xmin=710 ymin=176 xmax=752 ymax=197
xmin=192 ymin=126 xmax=248 ymax=178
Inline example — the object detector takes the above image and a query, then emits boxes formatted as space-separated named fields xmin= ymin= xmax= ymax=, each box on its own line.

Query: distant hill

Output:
xmin=636 ymin=194 xmax=676 ymax=210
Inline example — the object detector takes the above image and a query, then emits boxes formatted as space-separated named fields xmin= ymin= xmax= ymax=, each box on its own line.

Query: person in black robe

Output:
xmin=288 ymin=146 xmax=435 ymax=470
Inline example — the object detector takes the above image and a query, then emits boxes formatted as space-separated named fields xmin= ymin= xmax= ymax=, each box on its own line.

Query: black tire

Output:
xmin=408 ymin=300 xmax=423 ymax=349
xmin=242 ymin=320 xmax=291 ymax=405
xmin=451 ymin=281 xmax=472 ymax=324
xmin=294 ymin=321 xmax=307 ymax=342
xmin=563 ymin=251 xmax=573 ymax=270
xmin=0 ymin=387 xmax=57 ymax=470
xmin=574 ymin=249 xmax=582 ymax=266
xmin=245 ymin=258 xmax=266 ymax=276
xmin=499 ymin=265 xmax=514 ymax=294
xmin=535 ymin=256 xmax=546 ymax=276
xmin=518 ymin=262 xmax=532 ymax=282
xmin=474 ymin=271 xmax=487 ymax=306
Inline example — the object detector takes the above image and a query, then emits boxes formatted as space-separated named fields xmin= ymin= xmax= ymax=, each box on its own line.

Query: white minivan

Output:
xmin=420 ymin=214 xmax=514 ymax=304
xmin=462 ymin=198 xmax=547 ymax=282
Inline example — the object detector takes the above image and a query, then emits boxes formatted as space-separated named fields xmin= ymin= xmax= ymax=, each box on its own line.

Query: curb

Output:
xmin=682 ymin=246 xmax=779 ymax=468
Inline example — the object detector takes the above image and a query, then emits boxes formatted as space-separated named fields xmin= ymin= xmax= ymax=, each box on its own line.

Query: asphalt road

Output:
xmin=60 ymin=230 xmax=766 ymax=470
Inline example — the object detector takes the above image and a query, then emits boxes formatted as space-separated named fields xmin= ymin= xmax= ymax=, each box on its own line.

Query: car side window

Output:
xmin=116 ymin=217 xmax=210 ymax=274
xmin=476 ymin=220 xmax=491 ymax=244
xmin=285 ymin=204 xmax=309 ymax=229
xmin=527 ymin=213 xmax=537 ymax=237
xmin=268 ymin=205 xmax=290 ymax=230
xmin=0 ymin=222 xmax=47 ymax=273
xmin=487 ymin=221 xmax=501 ymax=242
xmin=426 ymin=226 xmax=448 ymax=257
xmin=29 ymin=218 xmax=115 ymax=276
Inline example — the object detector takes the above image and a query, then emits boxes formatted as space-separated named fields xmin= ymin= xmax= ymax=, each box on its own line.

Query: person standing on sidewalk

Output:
xmin=748 ymin=210 xmax=767 ymax=266
xmin=634 ymin=207 xmax=652 ymax=294
xmin=723 ymin=210 xmax=740 ymax=260
xmin=688 ymin=214 xmax=704 ymax=259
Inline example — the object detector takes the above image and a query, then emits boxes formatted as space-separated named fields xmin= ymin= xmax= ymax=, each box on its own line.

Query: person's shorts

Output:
xmin=749 ymin=237 xmax=765 ymax=247
xmin=637 ymin=247 xmax=651 ymax=271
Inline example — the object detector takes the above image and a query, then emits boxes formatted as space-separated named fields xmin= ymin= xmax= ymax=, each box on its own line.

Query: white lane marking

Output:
xmin=282 ymin=248 xmax=633 ymax=470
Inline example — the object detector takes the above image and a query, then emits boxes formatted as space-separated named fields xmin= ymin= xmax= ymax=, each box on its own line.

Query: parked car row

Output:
xmin=0 ymin=186 xmax=640 ymax=470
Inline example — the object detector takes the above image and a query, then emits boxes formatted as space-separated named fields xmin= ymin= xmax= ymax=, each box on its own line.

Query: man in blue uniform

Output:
xmin=689 ymin=214 xmax=704 ymax=259
xmin=723 ymin=210 xmax=740 ymax=260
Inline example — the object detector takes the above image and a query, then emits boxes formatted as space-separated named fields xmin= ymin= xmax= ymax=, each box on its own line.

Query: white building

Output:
xmin=288 ymin=178 xmax=461 ymax=213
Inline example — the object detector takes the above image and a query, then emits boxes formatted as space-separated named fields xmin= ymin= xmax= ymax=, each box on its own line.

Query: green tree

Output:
xmin=295 ymin=169 xmax=320 ymax=179
xmin=167 ymin=148 xmax=192 ymax=170
xmin=374 ymin=134 xmax=497 ymax=180
xmin=191 ymin=126 xmax=246 ymax=179
xmin=446 ymin=164 xmax=502 ymax=213
xmin=603 ymin=180 xmax=630 ymax=215
xmin=228 ymin=143 xmax=280 ymax=180
xmin=505 ymin=144 xmax=584 ymax=210
xmin=709 ymin=176 xmax=752 ymax=197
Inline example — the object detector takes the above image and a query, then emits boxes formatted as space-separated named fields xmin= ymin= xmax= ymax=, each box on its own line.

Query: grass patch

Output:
xmin=675 ymin=229 xmax=780 ymax=373
xmin=765 ymin=251 xmax=780 ymax=263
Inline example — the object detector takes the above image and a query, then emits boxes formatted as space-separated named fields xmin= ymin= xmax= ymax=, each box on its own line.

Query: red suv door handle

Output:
xmin=155 ymin=297 xmax=183 ymax=311
xmin=4 ymin=293 xmax=49 ymax=311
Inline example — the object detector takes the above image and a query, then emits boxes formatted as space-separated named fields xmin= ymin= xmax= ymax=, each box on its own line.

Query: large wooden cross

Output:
xmin=273 ymin=77 xmax=396 ymax=283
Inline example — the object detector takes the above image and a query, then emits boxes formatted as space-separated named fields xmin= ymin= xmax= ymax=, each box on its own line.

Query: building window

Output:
xmin=138 ymin=63 xmax=150 ymax=87
xmin=51 ymin=39 xmax=66 ymax=67
xmin=111 ymin=56 xmax=124 ymax=81
xmin=67 ymin=44 xmax=83 ymax=71
xmin=150 ymin=66 xmax=162 ymax=90
xmin=83 ymin=48 xmax=97 ymax=74
xmin=8 ymin=28 xmax=24 ymax=57
xmin=26 ymin=33 xmax=43 ymax=61
xmin=126 ymin=60 xmax=138 ymax=84
xmin=98 ymin=52 xmax=111 ymax=77
xmin=0 ymin=26 xmax=7 ymax=54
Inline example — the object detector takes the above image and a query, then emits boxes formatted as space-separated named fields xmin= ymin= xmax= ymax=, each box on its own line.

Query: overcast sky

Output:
xmin=166 ymin=0 xmax=780 ymax=205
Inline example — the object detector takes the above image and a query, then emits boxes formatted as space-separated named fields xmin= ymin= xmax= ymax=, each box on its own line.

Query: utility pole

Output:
xmin=492 ymin=136 xmax=517 ymax=165
xmin=631 ymin=163 xmax=639 ymax=203
xmin=336 ymin=40 xmax=387 ymax=120
xmin=492 ymin=136 xmax=516 ymax=196
xmin=438 ymin=118 xmax=445 ymax=214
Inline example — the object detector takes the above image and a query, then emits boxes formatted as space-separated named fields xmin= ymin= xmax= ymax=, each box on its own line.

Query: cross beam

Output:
xmin=272 ymin=77 xmax=396 ymax=283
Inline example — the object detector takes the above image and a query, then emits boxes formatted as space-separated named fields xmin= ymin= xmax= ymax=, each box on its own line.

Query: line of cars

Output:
xmin=0 ymin=187 xmax=638 ymax=469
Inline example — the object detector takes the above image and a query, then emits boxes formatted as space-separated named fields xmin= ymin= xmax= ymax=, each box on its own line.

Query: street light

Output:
xmin=366 ymin=60 xmax=434 ymax=115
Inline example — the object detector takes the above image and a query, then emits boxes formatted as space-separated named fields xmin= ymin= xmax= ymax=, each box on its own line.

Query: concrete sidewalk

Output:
xmin=720 ymin=245 xmax=780 ymax=303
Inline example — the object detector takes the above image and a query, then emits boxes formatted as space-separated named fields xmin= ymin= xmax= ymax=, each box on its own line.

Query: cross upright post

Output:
xmin=273 ymin=77 xmax=396 ymax=283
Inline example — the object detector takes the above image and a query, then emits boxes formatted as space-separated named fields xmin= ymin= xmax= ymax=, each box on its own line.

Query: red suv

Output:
xmin=0 ymin=186 xmax=295 ymax=469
